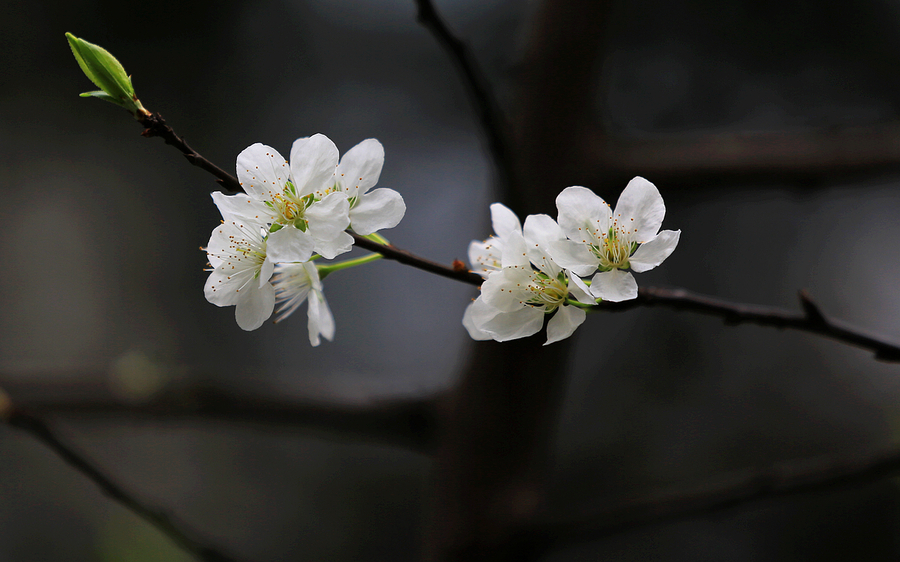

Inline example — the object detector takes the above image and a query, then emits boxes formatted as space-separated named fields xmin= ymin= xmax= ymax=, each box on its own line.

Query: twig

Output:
xmin=1 ymin=397 xmax=245 ymax=562
xmin=3 ymin=378 xmax=441 ymax=454
xmin=601 ymin=287 xmax=900 ymax=362
xmin=138 ymin=112 xmax=241 ymax=192
xmin=135 ymin=106 xmax=900 ymax=362
xmin=351 ymin=233 xmax=483 ymax=286
xmin=534 ymin=443 xmax=900 ymax=548
xmin=413 ymin=0 xmax=516 ymax=196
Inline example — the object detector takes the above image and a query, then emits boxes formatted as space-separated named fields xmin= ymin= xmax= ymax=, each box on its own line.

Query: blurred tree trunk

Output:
xmin=425 ymin=1 xmax=610 ymax=560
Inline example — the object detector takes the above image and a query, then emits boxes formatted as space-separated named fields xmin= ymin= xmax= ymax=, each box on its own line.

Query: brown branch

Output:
xmin=138 ymin=112 xmax=242 ymax=192
xmin=1 ymin=377 xmax=442 ymax=454
xmin=600 ymin=287 xmax=900 ymax=362
xmin=350 ymin=233 xmax=483 ymax=286
xmin=0 ymin=393 xmax=245 ymax=562
xmin=133 ymin=112 xmax=900 ymax=363
xmin=413 ymin=0 xmax=516 ymax=197
xmin=533 ymin=444 xmax=900 ymax=549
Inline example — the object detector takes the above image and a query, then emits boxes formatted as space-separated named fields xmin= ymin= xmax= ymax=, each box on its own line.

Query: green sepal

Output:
xmin=269 ymin=223 xmax=284 ymax=233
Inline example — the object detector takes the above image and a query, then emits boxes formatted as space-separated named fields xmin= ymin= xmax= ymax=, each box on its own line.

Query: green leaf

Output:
xmin=66 ymin=32 xmax=147 ymax=116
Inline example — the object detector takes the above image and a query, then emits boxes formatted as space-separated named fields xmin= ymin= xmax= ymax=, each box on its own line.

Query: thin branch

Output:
xmin=351 ymin=233 xmax=482 ymax=286
xmin=413 ymin=0 xmax=516 ymax=196
xmin=134 ymin=107 xmax=900 ymax=363
xmin=1 ymin=397 xmax=245 ymax=562
xmin=138 ymin=112 xmax=242 ymax=192
xmin=2 ymin=378 xmax=441 ymax=454
xmin=601 ymin=287 xmax=900 ymax=362
xmin=534 ymin=443 xmax=900 ymax=548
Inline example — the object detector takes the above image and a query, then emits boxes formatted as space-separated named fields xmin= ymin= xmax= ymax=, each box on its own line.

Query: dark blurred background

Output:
xmin=3 ymin=0 xmax=900 ymax=560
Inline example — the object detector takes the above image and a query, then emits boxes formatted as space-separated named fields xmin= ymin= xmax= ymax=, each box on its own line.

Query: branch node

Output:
xmin=798 ymin=289 xmax=828 ymax=326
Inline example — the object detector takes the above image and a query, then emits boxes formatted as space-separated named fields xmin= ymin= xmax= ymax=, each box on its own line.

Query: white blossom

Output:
xmin=328 ymin=138 xmax=406 ymax=236
xmin=551 ymin=177 xmax=680 ymax=302
xmin=215 ymin=135 xmax=353 ymax=263
xmin=467 ymin=202 xmax=522 ymax=278
xmin=465 ymin=213 xmax=595 ymax=345
xmin=271 ymin=261 xmax=335 ymax=346
xmin=204 ymin=219 xmax=275 ymax=331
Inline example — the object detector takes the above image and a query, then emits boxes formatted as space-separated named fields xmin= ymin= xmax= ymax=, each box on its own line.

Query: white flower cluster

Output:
xmin=204 ymin=134 xmax=405 ymax=344
xmin=464 ymin=177 xmax=680 ymax=345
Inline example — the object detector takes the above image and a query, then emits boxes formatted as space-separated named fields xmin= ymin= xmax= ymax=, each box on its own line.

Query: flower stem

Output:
xmin=317 ymin=253 xmax=384 ymax=279
xmin=364 ymin=232 xmax=391 ymax=245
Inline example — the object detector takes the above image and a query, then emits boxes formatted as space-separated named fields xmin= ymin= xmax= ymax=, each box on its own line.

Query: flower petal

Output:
xmin=489 ymin=203 xmax=522 ymax=240
xmin=481 ymin=267 xmax=534 ymax=312
xmin=523 ymin=214 xmax=564 ymax=275
xmin=567 ymin=272 xmax=596 ymax=305
xmin=613 ymin=177 xmax=665 ymax=243
xmin=335 ymin=138 xmax=384 ymax=197
xmin=204 ymin=267 xmax=245 ymax=306
xmin=545 ymin=305 xmax=586 ymax=345
xmin=548 ymin=240 xmax=599 ymax=278
xmin=236 ymin=144 xmax=291 ymax=201
xmin=500 ymin=230 xmax=529 ymax=269
xmin=211 ymin=192 xmax=273 ymax=225
xmin=590 ymin=269 xmax=638 ymax=302
xmin=307 ymin=289 xmax=335 ymax=346
xmin=306 ymin=192 xmax=351 ymax=242
xmin=556 ymin=186 xmax=609 ymax=242
xmin=234 ymin=282 xmax=275 ymax=331
xmin=267 ymin=227 xmax=315 ymax=263
xmin=349 ymin=188 xmax=406 ymax=235
xmin=474 ymin=304 xmax=545 ymax=342
xmin=290 ymin=134 xmax=339 ymax=196
xmin=468 ymin=239 xmax=502 ymax=277
xmin=462 ymin=298 xmax=495 ymax=340
xmin=630 ymin=229 xmax=681 ymax=273
xmin=258 ymin=257 xmax=275 ymax=288
xmin=314 ymin=231 xmax=354 ymax=259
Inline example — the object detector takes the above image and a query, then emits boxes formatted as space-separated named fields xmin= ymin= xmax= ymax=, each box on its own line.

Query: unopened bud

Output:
xmin=66 ymin=32 xmax=149 ymax=118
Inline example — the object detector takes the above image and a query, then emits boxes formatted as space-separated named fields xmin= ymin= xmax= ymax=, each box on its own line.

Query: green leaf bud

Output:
xmin=65 ymin=33 xmax=148 ymax=118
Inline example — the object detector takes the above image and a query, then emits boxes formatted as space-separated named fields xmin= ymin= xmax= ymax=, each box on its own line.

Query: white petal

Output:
xmin=567 ymin=272 xmax=596 ymax=305
xmin=630 ymin=229 xmax=681 ymax=273
xmin=258 ymin=257 xmax=274 ymax=289
xmin=544 ymin=305 xmax=586 ymax=345
xmin=306 ymin=192 xmax=351 ymax=241
xmin=204 ymin=223 xmax=231 ymax=269
xmin=590 ymin=269 xmax=638 ymax=302
xmin=489 ymin=203 xmax=522 ymax=240
xmin=335 ymin=138 xmax=384 ymax=197
xmin=307 ymin=289 xmax=335 ymax=346
xmin=468 ymin=239 xmax=502 ymax=277
xmin=523 ymin=214 xmax=564 ymax=275
xmin=614 ymin=177 xmax=665 ymax=242
xmin=211 ymin=192 xmax=274 ymax=225
xmin=476 ymin=306 xmax=545 ymax=342
xmin=267 ymin=227 xmax=315 ymax=263
xmin=314 ymin=231 xmax=354 ymax=259
xmin=204 ymin=267 xmax=244 ymax=306
xmin=462 ymin=299 xmax=494 ymax=340
xmin=236 ymin=144 xmax=290 ymax=201
xmin=481 ymin=267 xmax=534 ymax=312
xmin=548 ymin=240 xmax=599 ymax=278
xmin=500 ymin=230 xmax=529 ymax=269
xmin=556 ymin=186 xmax=609 ymax=241
xmin=349 ymin=188 xmax=406 ymax=235
xmin=234 ymin=282 xmax=275 ymax=331
xmin=290 ymin=134 xmax=339 ymax=196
